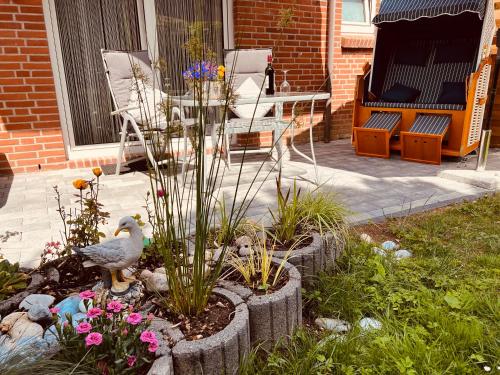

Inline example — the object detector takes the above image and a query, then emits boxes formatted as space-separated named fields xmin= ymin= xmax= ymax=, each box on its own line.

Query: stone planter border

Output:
xmin=219 ymin=259 xmax=302 ymax=348
xmin=170 ymin=287 xmax=250 ymax=375
xmin=272 ymin=231 xmax=323 ymax=284
xmin=323 ymin=231 xmax=346 ymax=266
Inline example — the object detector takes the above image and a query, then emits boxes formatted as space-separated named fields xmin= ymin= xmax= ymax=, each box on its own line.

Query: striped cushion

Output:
xmin=363 ymin=112 xmax=401 ymax=131
xmin=409 ymin=115 xmax=451 ymax=135
xmin=364 ymin=101 xmax=465 ymax=111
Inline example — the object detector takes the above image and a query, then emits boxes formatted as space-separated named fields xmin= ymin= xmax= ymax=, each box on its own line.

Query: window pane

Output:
xmin=342 ymin=0 xmax=366 ymax=23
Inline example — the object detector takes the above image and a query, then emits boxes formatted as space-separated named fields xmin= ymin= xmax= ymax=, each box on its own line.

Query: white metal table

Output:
xmin=171 ymin=91 xmax=330 ymax=182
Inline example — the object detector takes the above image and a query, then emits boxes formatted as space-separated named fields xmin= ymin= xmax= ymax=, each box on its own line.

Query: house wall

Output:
xmin=0 ymin=0 xmax=378 ymax=175
xmin=0 ymin=0 xmax=67 ymax=174
xmin=233 ymin=0 xmax=376 ymax=146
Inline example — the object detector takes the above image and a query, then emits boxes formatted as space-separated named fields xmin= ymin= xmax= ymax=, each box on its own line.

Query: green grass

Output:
xmin=241 ymin=194 xmax=500 ymax=374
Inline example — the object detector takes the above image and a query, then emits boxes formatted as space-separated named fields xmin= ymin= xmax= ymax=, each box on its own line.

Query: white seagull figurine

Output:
xmin=73 ymin=216 xmax=144 ymax=293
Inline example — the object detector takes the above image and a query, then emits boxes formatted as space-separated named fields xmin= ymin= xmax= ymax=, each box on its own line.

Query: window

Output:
xmin=341 ymin=0 xmax=375 ymax=34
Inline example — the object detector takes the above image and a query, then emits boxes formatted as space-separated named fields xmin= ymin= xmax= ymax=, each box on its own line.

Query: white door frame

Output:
xmin=43 ymin=0 xmax=233 ymax=160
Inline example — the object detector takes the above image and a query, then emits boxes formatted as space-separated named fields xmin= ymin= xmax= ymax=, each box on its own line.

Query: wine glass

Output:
xmin=280 ymin=70 xmax=291 ymax=95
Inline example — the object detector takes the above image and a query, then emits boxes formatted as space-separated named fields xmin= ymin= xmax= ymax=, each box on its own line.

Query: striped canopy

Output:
xmin=373 ymin=0 xmax=487 ymax=25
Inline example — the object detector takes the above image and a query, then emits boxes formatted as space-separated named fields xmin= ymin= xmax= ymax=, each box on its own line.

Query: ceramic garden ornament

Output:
xmin=73 ymin=216 xmax=143 ymax=293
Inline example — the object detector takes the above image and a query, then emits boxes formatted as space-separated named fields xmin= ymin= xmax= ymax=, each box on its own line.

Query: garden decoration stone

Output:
xmin=141 ymin=269 xmax=169 ymax=292
xmin=55 ymin=295 xmax=81 ymax=321
xmin=236 ymin=235 xmax=253 ymax=256
xmin=46 ymin=267 xmax=60 ymax=283
xmin=273 ymin=232 xmax=323 ymax=285
xmin=359 ymin=317 xmax=382 ymax=331
xmin=109 ymin=281 xmax=145 ymax=307
xmin=27 ymin=304 xmax=52 ymax=322
xmin=373 ymin=247 xmax=387 ymax=256
xmin=19 ymin=294 xmax=55 ymax=310
xmin=71 ymin=313 xmax=87 ymax=327
xmin=171 ymin=288 xmax=250 ymax=375
xmin=315 ymin=318 xmax=351 ymax=333
xmin=218 ymin=259 xmax=302 ymax=348
xmin=78 ymin=298 xmax=93 ymax=313
xmin=381 ymin=240 xmax=398 ymax=251
xmin=73 ymin=216 xmax=144 ymax=293
xmin=394 ymin=249 xmax=413 ymax=259
xmin=360 ymin=233 xmax=373 ymax=243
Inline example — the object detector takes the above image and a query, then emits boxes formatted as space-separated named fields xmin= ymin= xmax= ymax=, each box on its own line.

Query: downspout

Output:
xmin=324 ymin=0 xmax=336 ymax=143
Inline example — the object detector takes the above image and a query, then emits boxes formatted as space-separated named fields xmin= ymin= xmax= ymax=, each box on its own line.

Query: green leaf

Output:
xmin=444 ymin=292 xmax=462 ymax=309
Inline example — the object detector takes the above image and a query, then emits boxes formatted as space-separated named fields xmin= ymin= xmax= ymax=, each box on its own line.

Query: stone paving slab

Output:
xmin=0 ymin=140 xmax=498 ymax=267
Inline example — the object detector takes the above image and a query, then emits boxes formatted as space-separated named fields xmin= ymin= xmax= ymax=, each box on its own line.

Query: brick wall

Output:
xmin=0 ymin=0 xmax=67 ymax=175
xmin=233 ymin=0 xmax=376 ymax=144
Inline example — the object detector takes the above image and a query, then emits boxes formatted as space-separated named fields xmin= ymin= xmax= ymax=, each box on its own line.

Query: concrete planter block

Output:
xmin=273 ymin=231 xmax=323 ymax=284
xmin=219 ymin=259 xmax=302 ymax=348
xmin=171 ymin=288 xmax=250 ymax=375
xmin=323 ymin=232 xmax=346 ymax=266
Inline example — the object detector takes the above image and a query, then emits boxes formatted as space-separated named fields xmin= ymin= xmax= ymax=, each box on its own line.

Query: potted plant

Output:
xmin=267 ymin=176 xmax=324 ymax=284
xmin=296 ymin=189 xmax=349 ymax=265
xmin=219 ymin=232 xmax=302 ymax=348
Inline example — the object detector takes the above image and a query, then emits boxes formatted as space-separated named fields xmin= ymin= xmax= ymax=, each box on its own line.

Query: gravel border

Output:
xmin=219 ymin=259 xmax=302 ymax=348
xmin=171 ymin=288 xmax=250 ymax=375
xmin=273 ymin=231 xmax=323 ymax=284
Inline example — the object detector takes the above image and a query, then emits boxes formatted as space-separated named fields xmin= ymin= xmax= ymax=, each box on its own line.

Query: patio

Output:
xmin=1 ymin=139 xmax=499 ymax=268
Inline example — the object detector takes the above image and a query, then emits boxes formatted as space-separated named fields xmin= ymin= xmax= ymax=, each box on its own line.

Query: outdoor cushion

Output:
xmin=381 ymin=83 xmax=420 ymax=103
xmin=363 ymin=112 xmax=401 ymax=131
xmin=394 ymin=45 xmax=430 ymax=66
xmin=437 ymin=82 xmax=467 ymax=105
xmin=434 ymin=44 xmax=476 ymax=64
xmin=127 ymin=81 xmax=168 ymax=129
xmin=409 ymin=115 xmax=451 ymax=135
xmin=102 ymin=50 xmax=155 ymax=109
xmin=225 ymin=49 xmax=274 ymax=119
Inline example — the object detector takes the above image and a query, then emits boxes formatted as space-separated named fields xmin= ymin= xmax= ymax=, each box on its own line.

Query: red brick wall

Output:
xmin=0 ymin=0 xmax=67 ymax=175
xmin=233 ymin=0 xmax=376 ymax=142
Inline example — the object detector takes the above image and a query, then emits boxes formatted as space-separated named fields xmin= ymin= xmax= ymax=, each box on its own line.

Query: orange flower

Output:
xmin=72 ymin=179 xmax=89 ymax=190
xmin=92 ymin=167 xmax=103 ymax=177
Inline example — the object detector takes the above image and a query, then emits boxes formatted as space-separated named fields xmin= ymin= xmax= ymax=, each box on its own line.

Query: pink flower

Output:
xmin=127 ymin=355 xmax=137 ymax=367
xmin=86 ymin=307 xmax=103 ymax=319
xmin=157 ymin=189 xmax=165 ymax=197
xmin=146 ymin=313 xmax=154 ymax=321
xmin=122 ymin=328 xmax=128 ymax=336
xmin=106 ymin=313 xmax=113 ymax=319
xmin=148 ymin=341 xmax=159 ymax=353
xmin=126 ymin=313 xmax=142 ymax=325
xmin=79 ymin=290 xmax=95 ymax=300
xmin=49 ymin=307 xmax=60 ymax=314
xmin=63 ymin=321 xmax=69 ymax=327
xmin=76 ymin=322 xmax=92 ymax=334
xmin=140 ymin=330 xmax=157 ymax=344
xmin=85 ymin=332 xmax=103 ymax=347
xmin=106 ymin=300 xmax=123 ymax=313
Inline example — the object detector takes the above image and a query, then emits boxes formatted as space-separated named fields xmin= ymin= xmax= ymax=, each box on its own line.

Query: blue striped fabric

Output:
xmin=409 ymin=114 xmax=451 ymax=134
xmin=363 ymin=112 xmax=402 ymax=131
xmin=364 ymin=102 xmax=465 ymax=111
xmin=373 ymin=0 xmax=486 ymax=25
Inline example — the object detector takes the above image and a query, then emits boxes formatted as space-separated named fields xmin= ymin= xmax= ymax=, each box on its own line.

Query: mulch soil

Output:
xmin=225 ymin=266 xmax=290 ymax=296
xmin=157 ymin=294 xmax=235 ymax=341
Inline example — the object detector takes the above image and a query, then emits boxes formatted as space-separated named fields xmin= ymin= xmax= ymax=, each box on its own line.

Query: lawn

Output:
xmin=242 ymin=194 xmax=500 ymax=374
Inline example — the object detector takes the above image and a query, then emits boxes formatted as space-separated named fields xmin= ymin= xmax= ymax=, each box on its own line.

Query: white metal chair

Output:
xmin=223 ymin=48 xmax=283 ymax=167
xmin=101 ymin=49 xmax=193 ymax=175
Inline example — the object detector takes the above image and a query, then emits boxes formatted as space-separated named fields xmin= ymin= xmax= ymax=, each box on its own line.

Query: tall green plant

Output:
xmin=135 ymin=16 xmax=295 ymax=317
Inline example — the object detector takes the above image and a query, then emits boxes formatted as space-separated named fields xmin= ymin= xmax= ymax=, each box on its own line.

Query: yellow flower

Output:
xmin=92 ymin=167 xmax=102 ymax=177
xmin=217 ymin=65 xmax=225 ymax=80
xmin=72 ymin=179 xmax=89 ymax=190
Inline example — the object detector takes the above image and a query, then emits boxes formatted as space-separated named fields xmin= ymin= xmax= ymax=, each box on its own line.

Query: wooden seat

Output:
xmin=354 ymin=112 xmax=402 ymax=158
xmin=401 ymin=114 xmax=451 ymax=164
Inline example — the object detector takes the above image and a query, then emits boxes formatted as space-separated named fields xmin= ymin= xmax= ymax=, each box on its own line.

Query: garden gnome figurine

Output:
xmin=73 ymin=216 xmax=144 ymax=293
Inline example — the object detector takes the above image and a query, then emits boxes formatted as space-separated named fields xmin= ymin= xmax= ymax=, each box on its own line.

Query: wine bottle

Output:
xmin=265 ymin=55 xmax=275 ymax=95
